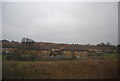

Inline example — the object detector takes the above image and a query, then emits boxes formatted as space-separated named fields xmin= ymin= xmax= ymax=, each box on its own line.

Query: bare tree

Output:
xmin=97 ymin=42 xmax=105 ymax=46
xmin=21 ymin=38 xmax=35 ymax=49
xmin=106 ymin=42 xmax=111 ymax=46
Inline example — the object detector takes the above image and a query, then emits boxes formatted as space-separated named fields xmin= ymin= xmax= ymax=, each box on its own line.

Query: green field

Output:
xmin=1 ymin=53 xmax=119 ymax=61
xmin=90 ymin=53 xmax=119 ymax=58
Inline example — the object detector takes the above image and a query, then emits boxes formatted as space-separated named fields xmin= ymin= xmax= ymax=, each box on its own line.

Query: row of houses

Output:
xmin=2 ymin=41 xmax=117 ymax=59
xmin=2 ymin=42 xmax=90 ymax=59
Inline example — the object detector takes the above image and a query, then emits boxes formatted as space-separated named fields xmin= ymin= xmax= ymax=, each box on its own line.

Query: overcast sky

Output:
xmin=2 ymin=2 xmax=118 ymax=45
xmin=0 ymin=3 xmax=2 ymax=41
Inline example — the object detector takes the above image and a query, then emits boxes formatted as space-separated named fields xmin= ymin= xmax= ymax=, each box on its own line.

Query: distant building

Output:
xmin=2 ymin=42 xmax=20 ymax=54
xmin=21 ymin=43 xmax=51 ymax=56
xmin=2 ymin=40 xmax=117 ymax=60
xmin=61 ymin=45 xmax=89 ymax=59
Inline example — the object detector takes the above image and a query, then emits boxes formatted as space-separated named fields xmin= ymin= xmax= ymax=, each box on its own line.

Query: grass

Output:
xmin=2 ymin=52 xmax=119 ymax=61
xmin=90 ymin=53 xmax=118 ymax=58
xmin=2 ymin=58 xmax=118 ymax=79
xmin=2 ymin=53 xmax=119 ymax=79
xmin=1 ymin=55 xmax=7 ymax=61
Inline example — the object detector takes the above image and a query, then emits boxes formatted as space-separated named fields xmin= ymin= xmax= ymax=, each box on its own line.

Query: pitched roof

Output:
xmin=47 ymin=44 xmax=60 ymax=49
xmin=2 ymin=42 xmax=21 ymax=48
xmin=62 ymin=45 xmax=88 ymax=51
xmin=72 ymin=45 xmax=117 ymax=50
xmin=26 ymin=43 xmax=50 ymax=50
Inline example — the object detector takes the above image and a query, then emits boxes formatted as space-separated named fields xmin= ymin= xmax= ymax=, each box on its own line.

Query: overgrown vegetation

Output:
xmin=2 ymin=59 xmax=118 ymax=79
xmin=2 ymin=53 xmax=119 ymax=79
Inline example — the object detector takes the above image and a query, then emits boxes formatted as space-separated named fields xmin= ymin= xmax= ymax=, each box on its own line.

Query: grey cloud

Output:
xmin=2 ymin=2 xmax=118 ymax=45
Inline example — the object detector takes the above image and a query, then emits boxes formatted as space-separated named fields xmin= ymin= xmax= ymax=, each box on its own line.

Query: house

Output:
xmin=77 ymin=45 xmax=117 ymax=53
xmin=20 ymin=43 xmax=51 ymax=56
xmin=61 ymin=45 xmax=89 ymax=59
xmin=2 ymin=42 xmax=20 ymax=54
xmin=47 ymin=44 xmax=61 ymax=56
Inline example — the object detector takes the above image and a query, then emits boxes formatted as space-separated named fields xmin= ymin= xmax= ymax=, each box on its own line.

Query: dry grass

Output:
xmin=2 ymin=58 xmax=118 ymax=79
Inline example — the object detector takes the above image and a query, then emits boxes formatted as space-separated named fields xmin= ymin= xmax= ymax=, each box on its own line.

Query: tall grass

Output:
xmin=2 ymin=59 xmax=118 ymax=79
